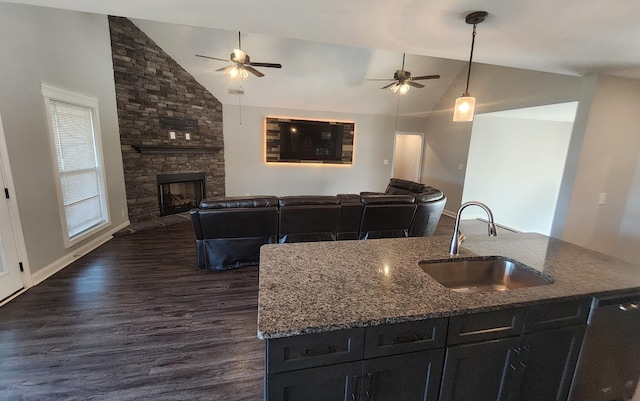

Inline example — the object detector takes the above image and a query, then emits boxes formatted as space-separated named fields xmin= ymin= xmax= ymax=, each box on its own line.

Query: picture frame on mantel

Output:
xmin=265 ymin=117 xmax=355 ymax=164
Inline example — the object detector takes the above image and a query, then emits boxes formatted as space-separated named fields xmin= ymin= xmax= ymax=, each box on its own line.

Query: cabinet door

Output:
xmin=266 ymin=361 xmax=361 ymax=401
xmin=517 ymin=325 xmax=585 ymax=401
xmin=362 ymin=349 xmax=445 ymax=401
xmin=440 ymin=337 xmax=522 ymax=401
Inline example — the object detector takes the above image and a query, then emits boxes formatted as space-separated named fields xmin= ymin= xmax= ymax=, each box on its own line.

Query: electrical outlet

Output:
xmin=383 ymin=159 xmax=389 ymax=165
xmin=169 ymin=131 xmax=176 ymax=140
xmin=598 ymin=193 xmax=607 ymax=205
xmin=185 ymin=133 xmax=191 ymax=140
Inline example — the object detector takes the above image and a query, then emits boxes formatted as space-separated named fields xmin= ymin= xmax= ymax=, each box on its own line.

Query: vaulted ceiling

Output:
xmin=4 ymin=0 xmax=640 ymax=116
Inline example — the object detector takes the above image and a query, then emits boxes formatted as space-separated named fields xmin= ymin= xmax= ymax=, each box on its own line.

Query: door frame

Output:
xmin=391 ymin=131 xmax=425 ymax=182
xmin=0 ymin=112 xmax=32 ymax=306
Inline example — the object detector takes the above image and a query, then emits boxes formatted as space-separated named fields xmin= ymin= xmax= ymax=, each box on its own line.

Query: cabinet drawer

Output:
xmin=523 ymin=298 xmax=592 ymax=333
xmin=364 ymin=318 xmax=447 ymax=358
xmin=447 ymin=308 xmax=526 ymax=345
xmin=265 ymin=328 xmax=365 ymax=374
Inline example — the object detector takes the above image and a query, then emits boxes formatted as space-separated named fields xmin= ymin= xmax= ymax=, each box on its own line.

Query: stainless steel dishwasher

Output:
xmin=570 ymin=292 xmax=640 ymax=401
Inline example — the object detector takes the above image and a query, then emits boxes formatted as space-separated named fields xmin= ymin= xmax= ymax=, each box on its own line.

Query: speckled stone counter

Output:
xmin=257 ymin=233 xmax=640 ymax=339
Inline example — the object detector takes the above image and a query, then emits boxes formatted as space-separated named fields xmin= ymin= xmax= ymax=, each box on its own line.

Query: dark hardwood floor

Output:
xmin=0 ymin=215 xmax=458 ymax=400
xmin=0 ymin=222 xmax=263 ymax=401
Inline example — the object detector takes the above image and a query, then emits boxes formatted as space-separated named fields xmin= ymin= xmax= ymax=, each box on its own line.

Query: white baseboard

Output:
xmin=0 ymin=288 xmax=28 ymax=308
xmin=31 ymin=220 xmax=130 ymax=286
xmin=442 ymin=209 xmax=457 ymax=218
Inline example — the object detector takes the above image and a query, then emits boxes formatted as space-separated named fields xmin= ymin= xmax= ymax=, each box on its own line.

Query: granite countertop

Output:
xmin=257 ymin=233 xmax=640 ymax=339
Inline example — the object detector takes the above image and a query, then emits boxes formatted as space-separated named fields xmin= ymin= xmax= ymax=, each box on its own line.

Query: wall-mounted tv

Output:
xmin=265 ymin=117 xmax=355 ymax=164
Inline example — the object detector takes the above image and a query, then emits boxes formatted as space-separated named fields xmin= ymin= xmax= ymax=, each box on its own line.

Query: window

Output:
xmin=42 ymin=83 xmax=110 ymax=247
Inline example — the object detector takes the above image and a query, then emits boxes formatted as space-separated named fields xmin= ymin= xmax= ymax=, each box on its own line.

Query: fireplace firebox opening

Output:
xmin=157 ymin=173 xmax=205 ymax=216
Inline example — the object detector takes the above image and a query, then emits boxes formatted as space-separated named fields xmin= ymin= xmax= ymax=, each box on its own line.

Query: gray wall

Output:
xmin=422 ymin=62 xmax=594 ymax=220
xmin=223 ymin=104 xmax=427 ymax=196
xmin=562 ymin=75 xmax=640 ymax=263
xmin=0 ymin=3 xmax=128 ymax=273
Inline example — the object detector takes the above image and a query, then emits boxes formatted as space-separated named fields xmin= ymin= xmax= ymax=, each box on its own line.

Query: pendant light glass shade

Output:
xmin=453 ymin=11 xmax=487 ymax=122
xmin=453 ymin=95 xmax=476 ymax=122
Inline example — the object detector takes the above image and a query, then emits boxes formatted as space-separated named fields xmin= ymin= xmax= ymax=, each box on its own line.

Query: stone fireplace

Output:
xmin=157 ymin=173 xmax=205 ymax=216
xmin=109 ymin=17 xmax=225 ymax=223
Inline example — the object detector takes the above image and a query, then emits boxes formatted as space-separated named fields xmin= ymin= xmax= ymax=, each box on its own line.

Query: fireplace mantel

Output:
xmin=132 ymin=145 xmax=221 ymax=154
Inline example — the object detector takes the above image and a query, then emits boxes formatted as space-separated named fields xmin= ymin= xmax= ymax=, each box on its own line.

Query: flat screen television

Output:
xmin=265 ymin=117 xmax=355 ymax=164
xmin=278 ymin=120 xmax=344 ymax=162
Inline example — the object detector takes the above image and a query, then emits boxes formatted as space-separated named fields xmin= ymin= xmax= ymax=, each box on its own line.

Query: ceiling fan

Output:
xmin=196 ymin=32 xmax=282 ymax=79
xmin=368 ymin=53 xmax=440 ymax=94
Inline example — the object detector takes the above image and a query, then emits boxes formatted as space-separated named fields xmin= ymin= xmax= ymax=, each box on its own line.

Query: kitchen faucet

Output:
xmin=450 ymin=201 xmax=498 ymax=256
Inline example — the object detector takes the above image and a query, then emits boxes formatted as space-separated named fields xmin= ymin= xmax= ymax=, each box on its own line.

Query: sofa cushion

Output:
xmin=200 ymin=196 xmax=279 ymax=209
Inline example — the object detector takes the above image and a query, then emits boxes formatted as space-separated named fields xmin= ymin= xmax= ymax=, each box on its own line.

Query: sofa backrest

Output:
xmin=278 ymin=196 xmax=341 ymax=243
xmin=359 ymin=194 xmax=417 ymax=239
xmin=192 ymin=196 xmax=279 ymax=270
xmin=386 ymin=178 xmax=427 ymax=194
xmin=336 ymin=194 xmax=364 ymax=240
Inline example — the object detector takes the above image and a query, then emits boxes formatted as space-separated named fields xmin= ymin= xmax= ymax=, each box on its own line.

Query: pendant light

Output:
xmin=453 ymin=11 xmax=488 ymax=122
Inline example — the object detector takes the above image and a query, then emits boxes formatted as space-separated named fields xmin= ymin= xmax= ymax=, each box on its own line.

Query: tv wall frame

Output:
xmin=265 ymin=117 xmax=355 ymax=164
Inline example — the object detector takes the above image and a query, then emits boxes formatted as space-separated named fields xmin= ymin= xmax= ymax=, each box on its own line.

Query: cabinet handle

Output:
xmin=366 ymin=372 xmax=376 ymax=401
xmin=300 ymin=346 xmax=335 ymax=357
xmin=619 ymin=303 xmax=639 ymax=311
xmin=350 ymin=375 xmax=360 ymax=401
xmin=391 ymin=334 xmax=423 ymax=344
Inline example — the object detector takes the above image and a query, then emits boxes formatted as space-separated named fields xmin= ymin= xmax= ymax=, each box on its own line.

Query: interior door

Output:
xmin=0 ymin=113 xmax=24 ymax=301
xmin=391 ymin=132 xmax=424 ymax=182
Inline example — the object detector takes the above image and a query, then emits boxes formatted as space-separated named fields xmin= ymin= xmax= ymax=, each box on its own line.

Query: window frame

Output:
xmin=41 ymin=83 xmax=111 ymax=248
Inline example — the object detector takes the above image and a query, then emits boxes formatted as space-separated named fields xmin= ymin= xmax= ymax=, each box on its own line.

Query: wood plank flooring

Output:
xmin=0 ymin=215 xmax=458 ymax=400
xmin=0 ymin=222 xmax=263 ymax=400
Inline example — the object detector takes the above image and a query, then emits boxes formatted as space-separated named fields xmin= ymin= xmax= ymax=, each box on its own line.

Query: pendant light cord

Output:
xmin=464 ymin=23 xmax=478 ymax=95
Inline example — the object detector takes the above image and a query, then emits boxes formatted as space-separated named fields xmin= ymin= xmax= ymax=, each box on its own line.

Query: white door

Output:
xmin=0 ymin=114 xmax=24 ymax=301
xmin=391 ymin=132 xmax=424 ymax=182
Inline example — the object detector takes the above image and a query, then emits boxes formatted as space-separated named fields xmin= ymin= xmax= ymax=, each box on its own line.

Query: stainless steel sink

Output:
xmin=418 ymin=256 xmax=553 ymax=293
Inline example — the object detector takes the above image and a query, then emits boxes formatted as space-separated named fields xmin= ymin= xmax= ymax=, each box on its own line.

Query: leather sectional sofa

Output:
xmin=190 ymin=178 xmax=446 ymax=271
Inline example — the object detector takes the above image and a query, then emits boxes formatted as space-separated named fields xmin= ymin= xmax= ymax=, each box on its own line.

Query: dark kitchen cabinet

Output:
xmin=267 ymin=349 xmax=445 ymax=401
xmin=440 ymin=300 xmax=590 ymax=401
xmin=517 ymin=325 xmax=586 ymax=401
xmin=361 ymin=350 xmax=445 ymax=401
xmin=264 ymin=299 xmax=592 ymax=401
xmin=439 ymin=336 xmax=523 ymax=401
xmin=267 ymin=361 xmax=362 ymax=401
xmin=265 ymin=319 xmax=447 ymax=401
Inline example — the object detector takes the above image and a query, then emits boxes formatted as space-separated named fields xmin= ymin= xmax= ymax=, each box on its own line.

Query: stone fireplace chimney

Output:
xmin=108 ymin=16 xmax=225 ymax=223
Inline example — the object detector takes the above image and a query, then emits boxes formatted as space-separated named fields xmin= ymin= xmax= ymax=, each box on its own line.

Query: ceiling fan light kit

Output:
xmin=453 ymin=11 xmax=488 ymax=122
xmin=367 ymin=53 xmax=440 ymax=95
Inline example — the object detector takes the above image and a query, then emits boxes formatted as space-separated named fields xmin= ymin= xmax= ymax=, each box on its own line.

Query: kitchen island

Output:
xmin=258 ymin=233 xmax=640 ymax=401
xmin=258 ymin=232 xmax=640 ymax=339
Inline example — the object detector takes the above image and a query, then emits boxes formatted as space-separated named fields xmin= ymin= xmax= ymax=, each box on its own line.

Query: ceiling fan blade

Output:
xmin=249 ymin=62 xmax=282 ymax=68
xmin=380 ymin=82 xmax=397 ymax=89
xmin=411 ymin=74 xmax=441 ymax=80
xmin=367 ymin=78 xmax=395 ymax=81
xmin=244 ymin=65 xmax=265 ymax=77
xmin=408 ymin=81 xmax=425 ymax=88
xmin=196 ymin=54 xmax=229 ymax=62
xmin=215 ymin=65 xmax=233 ymax=72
